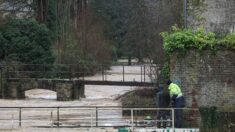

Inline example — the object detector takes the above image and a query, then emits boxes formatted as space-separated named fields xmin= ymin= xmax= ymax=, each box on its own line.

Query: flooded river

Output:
xmin=0 ymin=65 xmax=155 ymax=131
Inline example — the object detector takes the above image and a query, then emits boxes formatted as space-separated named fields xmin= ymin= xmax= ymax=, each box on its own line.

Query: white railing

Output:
xmin=0 ymin=107 xmax=200 ymax=131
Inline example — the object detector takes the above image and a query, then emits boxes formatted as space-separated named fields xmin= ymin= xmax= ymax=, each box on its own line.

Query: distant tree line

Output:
xmin=0 ymin=0 xmax=113 ymax=67
xmin=0 ymin=0 xmax=183 ymax=66
xmin=91 ymin=0 xmax=183 ymax=64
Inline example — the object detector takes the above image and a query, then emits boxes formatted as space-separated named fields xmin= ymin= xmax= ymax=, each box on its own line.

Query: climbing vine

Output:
xmin=161 ymin=26 xmax=235 ymax=56
xmin=160 ymin=26 xmax=235 ymax=78
xmin=220 ymin=33 xmax=235 ymax=49
xmin=160 ymin=61 xmax=170 ymax=78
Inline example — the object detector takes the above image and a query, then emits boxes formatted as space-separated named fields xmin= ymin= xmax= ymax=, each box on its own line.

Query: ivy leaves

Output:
xmin=161 ymin=26 xmax=219 ymax=56
xmin=220 ymin=33 xmax=235 ymax=49
xmin=160 ymin=26 xmax=235 ymax=78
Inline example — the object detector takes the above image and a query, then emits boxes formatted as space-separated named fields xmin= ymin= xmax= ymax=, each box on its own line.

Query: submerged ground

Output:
xmin=0 ymin=65 xmax=154 ymax=131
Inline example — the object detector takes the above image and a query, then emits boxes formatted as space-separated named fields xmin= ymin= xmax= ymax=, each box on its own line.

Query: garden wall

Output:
xmin=170 ymin=50 xmax=235 ymax=108
xmin=187 ymin=0 xmax=235 ymax=34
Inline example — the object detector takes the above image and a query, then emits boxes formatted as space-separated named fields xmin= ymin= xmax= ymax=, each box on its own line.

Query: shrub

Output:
xmin=0 ymin=18 xmax=55 ymax=64
xmin=160 ymin=26 xmax=218 ymax=56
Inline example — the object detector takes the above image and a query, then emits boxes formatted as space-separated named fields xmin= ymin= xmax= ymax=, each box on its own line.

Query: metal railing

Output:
xmin=0 ymin=106 xmax=200 ymax=131
xmin=2 ymin=64 xmax=159 ymax=83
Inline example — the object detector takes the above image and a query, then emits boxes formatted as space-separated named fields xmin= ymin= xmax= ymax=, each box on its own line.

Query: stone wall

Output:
xmin=170 ymin=50 xmax=235 ymax=108
xmin=187 ymin=0 xmax=235 ymax=34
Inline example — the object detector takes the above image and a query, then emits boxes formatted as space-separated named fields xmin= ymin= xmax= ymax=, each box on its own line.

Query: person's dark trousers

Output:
xmin=174 ymin=96 xmax=185 ymax=128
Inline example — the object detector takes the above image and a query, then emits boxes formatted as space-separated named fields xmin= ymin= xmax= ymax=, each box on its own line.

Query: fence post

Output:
xmin=123 ymin=64 xmax=125 ymax=81
xmin=57 ymin=107 xmax=60 ymax=127
xmin=51 ymin=111 xmax=53 ymax=128
xmin=6 ymin=64 xmax=9 ymax=80
xmin=96 ymin=107 xmax=98 ymax=127
xmin=144 ymin=65 xmax=146 ymax=82
xmin=77 ymin=64 xmax=79 ymax=79
xmin=19 ymin=108 xmax=22 ymax=127
xmin=56 ymin=65 xmax=58 ymax=78
xmin=102 ymin=65 xmax=104 ymax=81
xmin=0 ymin=67 xmax=3 ymax=98
xmin=43 ymin=64 xmax=45 ymax=78
xmin=105 ymin=70 xmax=107 ymax=81
xmin=69 ymin=65 xmax=72 ymax=80
xmin=11 ymin=114 xmax=14 ymax=130
xmin=90 ymin=110 xmax=93 ymax=127
xmin=131 ymin=109 xmax=134 ymax=131
xmin=172 ymin=108 xmax=175 ymax=131
xmin=141 ymin=66 xmax=143 ymax=82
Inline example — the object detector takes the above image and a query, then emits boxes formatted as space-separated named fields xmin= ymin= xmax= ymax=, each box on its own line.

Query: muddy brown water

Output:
xmin=0 ymin=65 xmax=155 ymax=131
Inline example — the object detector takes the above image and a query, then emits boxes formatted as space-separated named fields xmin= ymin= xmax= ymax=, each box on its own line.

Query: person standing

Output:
xmin=166 ymin=80 xmax=185 ymax=128
xmin=155 ymin=85 xmax=170 ymax=128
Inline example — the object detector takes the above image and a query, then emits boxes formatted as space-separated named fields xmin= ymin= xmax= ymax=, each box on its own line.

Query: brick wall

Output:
xmin=170 ymin=50 xmax=235 ymax=108
xmin=187 ymin=0 xmax=235 ymax=34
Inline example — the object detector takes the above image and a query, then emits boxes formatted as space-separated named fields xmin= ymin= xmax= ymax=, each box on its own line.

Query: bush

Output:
xmin=161 ymin=26 xmax=218 ymax=56
xmin=0 ymin=18 xmax=55 ymax=64
xmin=161 ymin=26 xmax=235 ymax=56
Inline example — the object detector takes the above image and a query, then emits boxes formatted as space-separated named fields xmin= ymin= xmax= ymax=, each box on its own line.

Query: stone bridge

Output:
xmin=2 ymin=79 xmax=85 ymax=101
xmin=1 ymin=79 xmax=154 ymax=101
